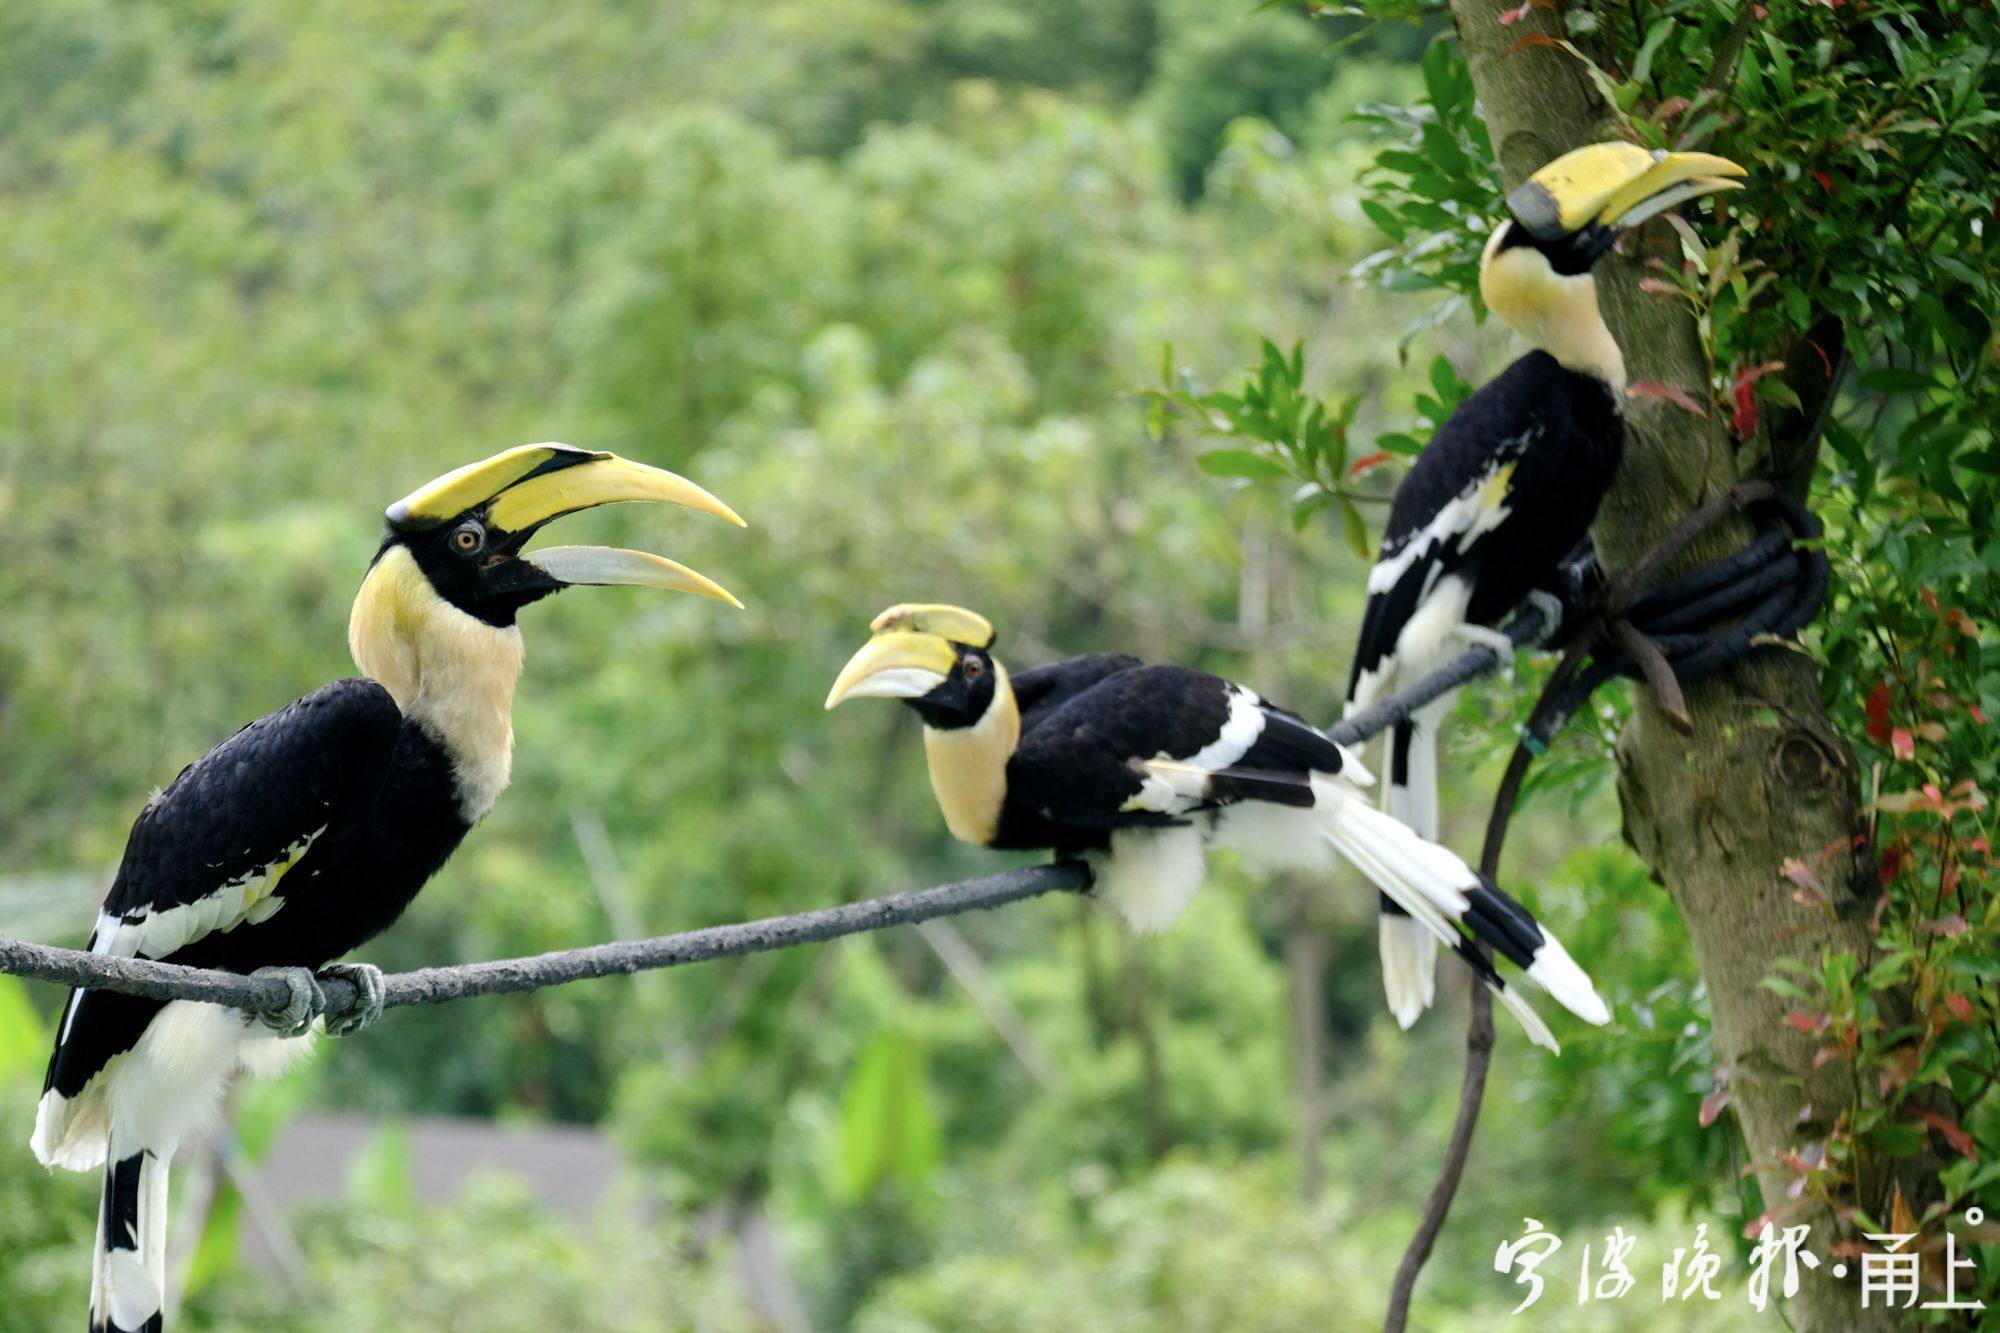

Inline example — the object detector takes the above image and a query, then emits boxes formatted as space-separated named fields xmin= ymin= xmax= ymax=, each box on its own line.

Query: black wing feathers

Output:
xmin=44 ymin=680 xmax=402 ymax=1104
xmin=1011 ymin=665 xmax=1227 ymax=826
xmin=1010 ymin=664 xmax=1343 ymax=826
xmin=1347 ymin=351 xmax=1591 ymax=696
xmin=103 ymin=679 xmax=401 ymax=922
xmin=1239 ymin=700 xmax=1345 ymax=774
xmin=1012 ymin=653 xmax=1144 ymax=732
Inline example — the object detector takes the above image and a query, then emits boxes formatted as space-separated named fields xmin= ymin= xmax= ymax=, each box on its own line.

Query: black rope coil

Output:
xmin=1535 ymin=488 xmax=1828 ymax=747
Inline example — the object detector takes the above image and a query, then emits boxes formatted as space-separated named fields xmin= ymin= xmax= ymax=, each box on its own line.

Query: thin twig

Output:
xmin=1613 ymin=619 xmax=1693 ymax=732
xmin=1383 ymin=620 xmax=1595 ymax=1332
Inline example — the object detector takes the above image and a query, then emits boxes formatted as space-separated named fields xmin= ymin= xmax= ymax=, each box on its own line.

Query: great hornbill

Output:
xmin=827 ymin=603 xmax=1609 ymax=1048
xmin=1346 ymin=142 xmax=1746 ymax=1028
xmin=33 ymin=444 xmax=743 ymax=1333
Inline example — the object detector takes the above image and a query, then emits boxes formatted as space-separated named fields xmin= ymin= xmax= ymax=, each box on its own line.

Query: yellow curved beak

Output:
xmin=386 ymin=443 xmax=746 ymax=534
xmin=825 ymin=630 xmax=958 ymax=710
xmin=1508 ymin=143 xmax=1747 ymax=240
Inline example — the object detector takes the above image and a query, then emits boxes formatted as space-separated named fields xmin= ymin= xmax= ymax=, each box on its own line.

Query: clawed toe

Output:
xmin=1453 ymin=624 xmax=1518 ymax=678
xmin=251 ymin=966 xmax=325 ymax=1037
xmin=320 ymin=963 xmax=385 ymax=1038
xmin=1523 ymin=590 xmax=1567 ymax=646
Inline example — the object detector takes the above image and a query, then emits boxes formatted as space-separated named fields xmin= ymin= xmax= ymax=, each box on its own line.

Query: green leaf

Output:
xmin=0 ymin=975 xmax=47 ymax=1079
xmin=1633 ymin=19 xmax=1676 ymax=86
xmin=1198 ymin=450 xmax=1289 ymax=481
xmin=1421 ymin=40 xmax=1458 ymax=114
xmin=835 ymin=1029 xmax=940 ymax=1202
xmin=1339 ymin=497 xmax=1372 ymax=561
xmin=181 ymin=1182 xmax=243 ymax=1299
xmin=345 ymin=1121 xmax=416 ymax=1216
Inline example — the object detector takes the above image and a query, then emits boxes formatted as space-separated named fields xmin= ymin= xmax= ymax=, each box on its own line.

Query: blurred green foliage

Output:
xmin=1 ymin=0 xmax=1951 ymax=1327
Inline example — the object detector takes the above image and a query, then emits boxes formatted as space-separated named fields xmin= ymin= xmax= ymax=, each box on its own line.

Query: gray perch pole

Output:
xmin=0 ymin=610 xmax=1545 ymax=1019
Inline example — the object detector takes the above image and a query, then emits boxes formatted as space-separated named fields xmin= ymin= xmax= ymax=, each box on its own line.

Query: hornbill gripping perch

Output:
xmin=32 ymin=444 xmax=744 ymax=1333
xmin=1346 ymin=142 xmax=1746 ymax=1028
xmin=827 ymin=604 xmax=1609 ymax=1050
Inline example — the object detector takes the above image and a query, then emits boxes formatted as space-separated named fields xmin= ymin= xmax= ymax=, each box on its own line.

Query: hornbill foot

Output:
xmin=1452 ymin=624 xmax=1517 ymax=678
xmin=1523 ymin=590 xmax=1568 ymax=647
xmin=1053 ymin=856 xmax=1097 ymax=893
xmin=319 ymin=963 xmax=386 ymax=1037
xmin=251 ymin=966 xmax=325 ymax=1038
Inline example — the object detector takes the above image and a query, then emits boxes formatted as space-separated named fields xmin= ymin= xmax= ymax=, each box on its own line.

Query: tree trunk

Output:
xmin=1444 ymin=4 xmax=1938 ymax=1327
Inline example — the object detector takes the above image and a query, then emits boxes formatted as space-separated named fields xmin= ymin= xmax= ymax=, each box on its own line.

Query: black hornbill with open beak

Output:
xmin=828 ymin=604 xmax=1608 ymax=1051
xmin=1346 ymin=143 xmax=1746 ymax=1028
xmin=33 ymin=443 xmax=743 ymax=1333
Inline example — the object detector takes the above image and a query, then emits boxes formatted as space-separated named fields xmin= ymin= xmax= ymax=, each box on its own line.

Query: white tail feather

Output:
xmin=1527 ymin=936 xmax=1612 ymax=1026
xmin=1317 ymin=784 xmax=1473 ymax=956
xmin=1377 ymin=914 xmax=1436 ymax=1030
xmin=92 ymin=1143 xmax=169 ymax=1333
xmin=1492 ymin=983 xmax=1559 ymax=1051
xmin=1316 ymin=777 xmax=1605 ymax=1044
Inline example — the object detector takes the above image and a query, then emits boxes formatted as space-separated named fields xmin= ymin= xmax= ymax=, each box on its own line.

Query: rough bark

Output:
xmin=1444 ymin=4 xmax=1938 ymax=1327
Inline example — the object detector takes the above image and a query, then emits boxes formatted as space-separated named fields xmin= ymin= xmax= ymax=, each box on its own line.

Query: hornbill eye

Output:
xmin=452 ymin=522 xmax=484 ymax=553
xmin=962 ymin=654 xmax=984 ymax=681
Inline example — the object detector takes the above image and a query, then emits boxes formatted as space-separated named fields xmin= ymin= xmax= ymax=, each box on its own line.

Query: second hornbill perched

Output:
xmin=1346 ymin=142 xmax=1747 ymax=1028
xmin=827 ymin=604 xmax=1609 ymax=1048
xmin=33 ymin=444 xmax=744 ymax=1333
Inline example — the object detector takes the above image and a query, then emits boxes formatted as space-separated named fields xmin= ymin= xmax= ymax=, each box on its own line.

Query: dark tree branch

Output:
xmin=1384 ymin=610 xmax=1599 ymax=1332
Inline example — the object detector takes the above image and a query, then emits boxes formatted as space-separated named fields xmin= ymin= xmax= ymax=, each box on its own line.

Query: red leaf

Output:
xmin=1785 ymin=1009 xmax=1824 ymax=1033
xmin=1628 ymin=380 xmax=1708 ymax=416
xmin=1733 ymin=380 xmax=1759 ymax=437
xmin=1730 ymin=360 xmax=1785 ymax=438
xmin=1699 ymin=1087 xmax=1732 ymax=1127
xmin=1922 ymin=587 xmax=1941 ymax=612
xmin=1921 ymin=914 xmax=1969 ymax=938
xmin=1653 ymin=96 xmax=1692 ymax=120
xmin=1808 ymin=337 xmax=1835 ymax=379
xmin=1498 ymin=0 xmax=1533 ymax=23
xmin=1814 ymin=168 xmax=1834 ymax=191
xmin=1891 ymin=727 xmax=1915 ymax=760
xmin=1946 ymin=993 xmax=1974 ymax=1023
xmin=1865 ymin=680 xmax=1892 ymax=743
xmin=1971 ymin=705 xmax=1988 ymax=725
xmin=1346 ymin=451 xmax=1393 ymax=479
xmin=1914 ymin=1110 xmax=1978 ymax=1161
xmin=1878 ymin=843 xmax=1904 ymax=886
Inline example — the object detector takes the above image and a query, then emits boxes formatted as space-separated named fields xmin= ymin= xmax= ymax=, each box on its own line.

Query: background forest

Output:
xmin=0 ymin=1 xmax=1990 ymax=1330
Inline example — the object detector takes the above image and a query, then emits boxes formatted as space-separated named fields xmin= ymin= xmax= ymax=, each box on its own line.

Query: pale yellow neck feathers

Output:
xmin=921 ymin=661 xmax=1020 ymax=847
xmin=348 ymin=546 xmax=524 ymax=821
xmin=1480 ymin=243 xmax=1628 ymax=392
